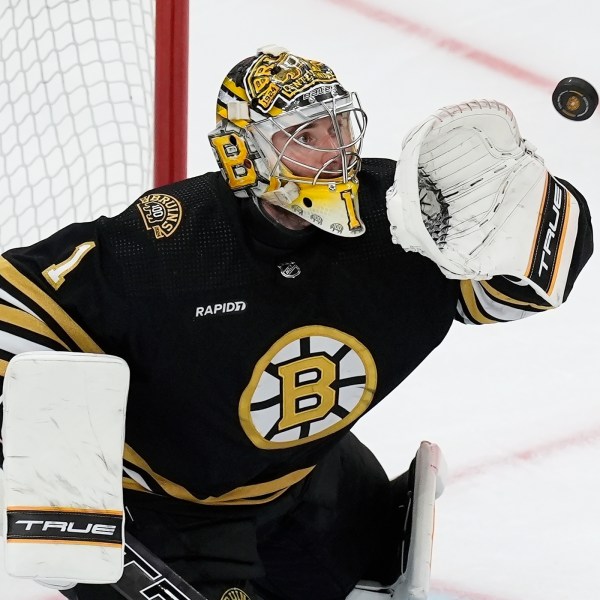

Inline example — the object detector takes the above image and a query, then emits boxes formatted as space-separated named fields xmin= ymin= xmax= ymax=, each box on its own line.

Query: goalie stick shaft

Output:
xmin=110 ymin=534 xmax=209 ymax=600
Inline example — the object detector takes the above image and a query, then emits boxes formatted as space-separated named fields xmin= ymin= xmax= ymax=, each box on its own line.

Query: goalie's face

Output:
xmin=247 ymin=96 xmax=367 ymax=236
xmin=270 ymin=113 xmax=355 ymax=180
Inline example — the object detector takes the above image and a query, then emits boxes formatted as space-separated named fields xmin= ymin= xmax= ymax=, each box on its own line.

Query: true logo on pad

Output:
xmin=6 ymin=507 xmax=123 ymax=546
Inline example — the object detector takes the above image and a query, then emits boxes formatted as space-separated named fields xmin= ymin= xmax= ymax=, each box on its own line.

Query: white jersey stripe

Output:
xmin=0 ymin=287 xmax=40 ymax=319
xmin=471 ymin=281 xmax=534 ymax=322
xmin=0 ymin=330 xmax=57 ymax=356
xmin=455 ymin=300 xmax=477 ymax=325
xmin=123 ymin=466 xmax=153 ymax=492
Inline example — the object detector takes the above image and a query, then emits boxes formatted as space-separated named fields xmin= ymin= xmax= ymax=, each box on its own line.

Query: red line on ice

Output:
xmin=325 ymin=0 xmax=556 ymax=91
xmin=432 ymin=580 xmax=520 ymax=600
xmin=450 ymin=425 xmax=600 ymax=483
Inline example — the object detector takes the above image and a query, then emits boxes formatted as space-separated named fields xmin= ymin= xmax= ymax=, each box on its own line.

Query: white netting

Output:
xmin=0 ymin=0 xmax=155 ymax=251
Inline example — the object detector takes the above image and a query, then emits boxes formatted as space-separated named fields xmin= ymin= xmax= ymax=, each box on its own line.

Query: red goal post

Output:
xmin=154 ymin=0 xmax=189 ymax=188
xmin=0 ymin=0 xmax=189 ymax=251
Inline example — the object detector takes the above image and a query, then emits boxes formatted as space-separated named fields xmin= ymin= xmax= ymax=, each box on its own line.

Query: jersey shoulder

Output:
xmin=100 ymin=171 xmax=254 ymax=295
xmin=355 ymin=157 xmax=397 ymax=240
xmin=360 ymin=156 xmax=397 ymax=180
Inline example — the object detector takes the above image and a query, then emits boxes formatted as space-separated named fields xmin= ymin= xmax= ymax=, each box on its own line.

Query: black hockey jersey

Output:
xmin=0 ymin=158 xmax=593 ymax=505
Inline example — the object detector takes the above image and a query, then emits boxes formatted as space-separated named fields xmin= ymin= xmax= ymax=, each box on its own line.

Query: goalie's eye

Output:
xmin=293 ymin=130 xmax=316 ymax=147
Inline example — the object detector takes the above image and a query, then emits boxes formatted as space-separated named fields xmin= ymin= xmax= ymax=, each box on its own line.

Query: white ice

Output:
xmin=2 ymin=0 xmax=599 ymax=598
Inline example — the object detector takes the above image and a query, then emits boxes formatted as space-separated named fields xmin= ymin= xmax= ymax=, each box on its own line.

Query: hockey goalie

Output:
xmin=0 ymin=45 xmax=593 ymax=600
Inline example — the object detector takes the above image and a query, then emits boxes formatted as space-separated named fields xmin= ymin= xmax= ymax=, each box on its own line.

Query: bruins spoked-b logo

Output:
xmin=137 ymin=193 xmax=182 ymax=239
xmin=239 ymin=326 xmax=377 ymax=449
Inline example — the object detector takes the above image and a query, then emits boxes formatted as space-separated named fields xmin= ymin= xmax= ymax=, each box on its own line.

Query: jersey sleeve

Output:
xmin=0 ymin=291 xmax=72 ymax=381
xmin=455 ymin=177 xmax=593 ymax=325
xmin=0 ymin=218 xmax=129 ymax=394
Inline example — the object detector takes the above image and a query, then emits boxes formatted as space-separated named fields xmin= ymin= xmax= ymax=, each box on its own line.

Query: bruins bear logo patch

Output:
xmin=137 ymin=193 xmax=182 ymax=239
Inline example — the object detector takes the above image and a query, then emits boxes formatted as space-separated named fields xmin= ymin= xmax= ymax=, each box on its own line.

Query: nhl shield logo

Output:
xmin=278 ymin=261 xmax=301 ymax=278
xmin=137 ymin=193 xmax=183 ymax=239
xmin=239 ymin=325 xmax=377 ymax=449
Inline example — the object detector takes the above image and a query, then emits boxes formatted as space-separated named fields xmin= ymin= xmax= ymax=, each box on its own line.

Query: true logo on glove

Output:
xmin=526 ymin=176 xmax=570 ymax=295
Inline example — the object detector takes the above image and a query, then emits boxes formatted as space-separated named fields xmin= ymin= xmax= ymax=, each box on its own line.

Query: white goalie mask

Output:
xmin=208 ymin=46 xmax=368 ymax=237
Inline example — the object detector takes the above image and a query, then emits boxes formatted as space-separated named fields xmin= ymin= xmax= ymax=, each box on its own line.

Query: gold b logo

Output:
xmin=239 ymin=326 xmax=377 ymax=449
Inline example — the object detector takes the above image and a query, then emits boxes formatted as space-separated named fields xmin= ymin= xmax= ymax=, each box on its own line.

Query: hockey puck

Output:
xmin=552 ymin=77 xmax=598 ymax=121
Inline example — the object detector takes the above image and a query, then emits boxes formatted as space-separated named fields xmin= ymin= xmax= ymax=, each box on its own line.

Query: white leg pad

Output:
xmin=347 ymin=441 xmax=447 ymax=600
xmin=393 ymin=441 xmax=446 ymax=600
xmin=2 ymin=352 xmax=129 ymax=584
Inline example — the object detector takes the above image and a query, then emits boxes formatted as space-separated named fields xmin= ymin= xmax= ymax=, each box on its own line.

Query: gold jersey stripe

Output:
xmin=7 ymin=506 xmax=123 ymax=516
xmin=0 ymin=358 xmax=7 ymax=377
xmin=0 ymin=257 xmax=103 ymax=353
xmin=6 ymin=539 xmax=121 ymax=547
xmin=124 ymin=444 xmax=315 ymax=506
xmin=123 ymin=478 xmax=149 ymax=493
xmin=460 ymin=281 xmax=498 ymax=325
xmin=480 ymin=281 xmax=551 ymax=311
xmin=122 ymin=478 xmax=290 ymax=505
xmin=0 ymin=304 xmax=70 ymax=350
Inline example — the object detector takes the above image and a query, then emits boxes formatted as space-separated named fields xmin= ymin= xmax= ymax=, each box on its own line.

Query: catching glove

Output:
xmin=386 ymin=100 xmax=580 ymax=306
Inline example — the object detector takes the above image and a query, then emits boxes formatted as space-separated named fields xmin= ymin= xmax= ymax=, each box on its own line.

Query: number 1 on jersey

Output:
xmin=42 ymin=242 xmax=96 ymax=290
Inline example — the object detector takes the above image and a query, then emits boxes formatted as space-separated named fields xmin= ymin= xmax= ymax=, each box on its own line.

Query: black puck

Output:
xmin=552 ymin=77 xmax=598 ymax=121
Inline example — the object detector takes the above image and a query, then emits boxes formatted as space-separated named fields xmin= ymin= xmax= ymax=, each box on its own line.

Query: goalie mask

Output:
xmin=208 ymin=46 xmax=368 ymax=237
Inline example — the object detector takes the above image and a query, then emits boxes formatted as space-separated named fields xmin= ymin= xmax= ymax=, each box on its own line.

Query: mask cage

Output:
xmin=247 ymin=92 xmax=367 ymax=187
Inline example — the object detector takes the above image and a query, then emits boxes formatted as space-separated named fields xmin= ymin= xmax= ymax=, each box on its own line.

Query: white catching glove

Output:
xmin=386 ymin=100 xmax=580 ymax=306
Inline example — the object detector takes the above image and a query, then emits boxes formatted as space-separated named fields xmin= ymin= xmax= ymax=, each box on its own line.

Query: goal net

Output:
xmin=0 ymin=0 xmax=188 ymax=252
